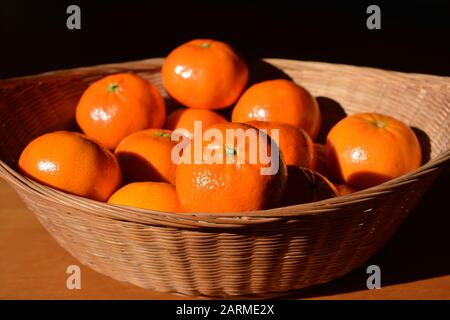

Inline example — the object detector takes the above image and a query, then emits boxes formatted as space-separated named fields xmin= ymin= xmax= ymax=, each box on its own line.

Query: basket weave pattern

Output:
xmin=0 ymin=58 xmax=449 ymax=297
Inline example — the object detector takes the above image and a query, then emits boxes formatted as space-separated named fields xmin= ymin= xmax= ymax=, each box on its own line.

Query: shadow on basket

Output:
xmin=288 ymin=169 xmax=450 ymax=299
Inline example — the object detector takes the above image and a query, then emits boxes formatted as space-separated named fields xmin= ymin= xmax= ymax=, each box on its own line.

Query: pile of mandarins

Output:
xmin=18 ymin=39 xmax=422 ymax=213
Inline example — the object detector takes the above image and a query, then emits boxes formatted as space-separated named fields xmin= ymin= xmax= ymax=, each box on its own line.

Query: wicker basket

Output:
xmin=0 ymin=58 xmax=449 ymax=298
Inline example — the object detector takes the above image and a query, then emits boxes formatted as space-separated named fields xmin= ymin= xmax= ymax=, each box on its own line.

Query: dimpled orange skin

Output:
xmin=162 ymin=39 xmax=249 ymax=109
xmin=115 ymin=129 xmax=177 ymax=185
xmin=232 ymin=79 xmax=321 ymax=139
xmin=165 ymin=108 xmax=228 ymax=137
xmin=76 ymin=73 xmax=166 ymax=149
xmin=18 ymin=131 xmax=121 ymax=201
xmin=246 ymin=121 xmax=316 ymax=169
xmin=108 ymin=182 xmax=182 ymax=212
xmin=326 ymin=113 xmax=422 ymax=190
xmin=176 ymin=122 xmax=287 ymax=213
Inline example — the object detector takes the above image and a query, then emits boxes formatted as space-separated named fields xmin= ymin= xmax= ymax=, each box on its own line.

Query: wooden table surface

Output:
xmin=1 ymin=170 xmax=449 ymax=300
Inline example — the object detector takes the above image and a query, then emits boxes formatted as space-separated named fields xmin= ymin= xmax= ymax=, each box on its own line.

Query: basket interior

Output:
xmin=0 ymin=58 xmax=449 ymax=171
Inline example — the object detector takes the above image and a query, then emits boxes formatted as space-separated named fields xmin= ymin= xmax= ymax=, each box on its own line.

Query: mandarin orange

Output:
xmin=19 ymin=131 xmax=121 ymax=201
xmin=246 ymin=121 xmax=316 ymax=169
xmin=115 ymin=129 xmax=177 ymax=185
xmin=76 ymin=73 xmax=166 ymax=149
xmin=326 ymin=113 xmax=421 ymax=189
xmin=232 ymin=79 xmax=321 ymax=139
xmin=108 ymin=182 xmax=182 ymax=212
xmin=176 ymin=122 xmax=287 ymax=212
xmin=162 ymin=39 xmax=248 ymax=109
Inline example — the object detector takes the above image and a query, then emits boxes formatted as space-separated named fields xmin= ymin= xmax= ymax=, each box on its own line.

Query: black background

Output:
xmin=1 ymin=0 xmax=449 ymax=299
xmin=1 ymin=0 xmax=449 ymax=79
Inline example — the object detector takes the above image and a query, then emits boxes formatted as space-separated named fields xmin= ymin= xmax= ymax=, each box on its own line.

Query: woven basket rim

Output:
xmin=0 ymin=58 xmax=449 ymax=229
